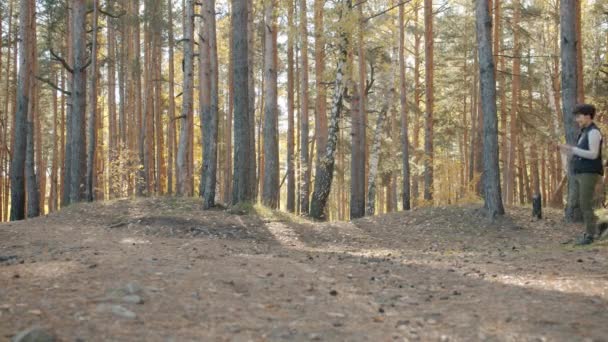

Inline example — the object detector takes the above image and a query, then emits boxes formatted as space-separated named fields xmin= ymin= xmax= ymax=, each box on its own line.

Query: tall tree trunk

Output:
xmin=561 ymin=0 xmax=581 ymax=221
xmin=423 ymin=0 xmax=434 ymax=201
xmin=86 ymin=0 xmax=99 ymax=202
xmin=199 ymin=7 xmax=211 ymax=197
xmin=506 ymin=0 xmax=521 ymax=205
xmin=177 ymin=0 xmax=194 ymax=196
xmin=167 ymin=0 xmax=176 ymax=195
xmin=153 ymin=4 xmax=165 ymax=195
xmin=201 ymin=0 xmax=220 ymax=208
xmin=286 ymin=0 xmax=296 ymax=212
xmin=476 ymin=0 xmax=505 ymax=218
xmin=314 ymin=0 xmax=327 ymax=165
xmin=139 ymin=2 xmax=151 ymax=196
xmin=0 ymin=4 xmax=4 ymax=219
xmin=62 ymin=10 xmax=73 ymax=205
xmin=412 ymin=1 xmax=421 ymax=205
xmin=299 ymin=0 xmax=310 ymax=214
xmin=2 ymin=0 xmax=14 ymax=220
xmin=498 ymin=1 xmax=508 ymax=198
xmin=50 ymin=70 xmax=59 ymax=212
xmin=224 ymin=15 xmax=233 ymax=203
xmin=25 ymin=5 xmax=39 ymax=218
xmin=59 ymin=68 xmax=66 ymax=207
xmin=309 ymin=0 xmax=350 ymax=220
xmin=107 ymin=0 xmax=118 ymax=199
xmin=399 ymin=3 xmax=410 ymax=211
xmin=118 ymin=6 xmax=127 ymax=196
xmin=262 ymin=0 xmax=279 ymax=208
xmin=70 ymin=0 xmax=87 ymax=204
xmin=247 ymin=0 xmax=257 ymax=199
xmin=350 ymin=4 xmax=365 ymax=219
xmin=475 ymin=77 xmax=483 ymax=195
xmin=367 ymin=88 xmax=395 ymax=216
xmin=232 ymin=0 xmax=255 ymax=204
xmin=575 ymin=0 xmax=584 ymax=103
xmin=358 ymin=4 xmax=368 ymax=199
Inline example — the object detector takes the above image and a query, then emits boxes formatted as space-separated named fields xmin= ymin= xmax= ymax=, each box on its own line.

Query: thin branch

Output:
xmin=99 ymin=8 xmax=126 ymax=19
xmin=50 ymin=49 xmax=74 ymax=73
xmin=352 ymin=0 xmax=369 ymax=8
xmin=364 ymin=0 xmax=412 ymax=23
xmin=36 ymin=76 xmax=72 ymax=96
xmin=81 ymin=58 xmax=93 ymax=71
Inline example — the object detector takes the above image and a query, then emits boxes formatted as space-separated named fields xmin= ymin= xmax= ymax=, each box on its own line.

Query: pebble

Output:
xmin=111 ymin=305 xmax=137 ymax=319
xmin=122 ymin=295 xmax=144 ymax=304
xmin=12 ymin=326 xmax=56 ymax=342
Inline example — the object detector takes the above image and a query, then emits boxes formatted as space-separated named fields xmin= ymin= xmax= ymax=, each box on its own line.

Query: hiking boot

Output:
xmin=574 ymin=233 xmax=595 ymax=246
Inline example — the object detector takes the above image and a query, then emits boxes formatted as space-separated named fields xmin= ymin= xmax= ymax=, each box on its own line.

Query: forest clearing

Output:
xmin=1 ymin=198 xmax=608 ymax=341
xmin=2 ymin=0 xmax=608 ymax=340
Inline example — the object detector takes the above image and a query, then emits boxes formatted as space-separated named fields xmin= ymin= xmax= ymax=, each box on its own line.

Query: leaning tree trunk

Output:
xmin=177 ymin=0 xmax=194 ymax=196
xmin=262 ymin=0 xmax=279 ymax=209
xmin=476 ymin=0 xmax=505 ymax=218
xmin=10 ymin=0 xmax=32 ymax=220
xmin=561 ymin=0 xmax=581 ymax=222
xmin=309 ymin=0 xmax=350 ymax=220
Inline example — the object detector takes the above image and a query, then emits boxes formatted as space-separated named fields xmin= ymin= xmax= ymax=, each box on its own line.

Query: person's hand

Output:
xmin=559 ymin=144 xmax=573 ymax=155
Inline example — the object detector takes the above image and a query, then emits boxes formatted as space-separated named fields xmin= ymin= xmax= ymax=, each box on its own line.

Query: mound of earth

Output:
xmin=1 ymin=198 xmax=607 ymax=341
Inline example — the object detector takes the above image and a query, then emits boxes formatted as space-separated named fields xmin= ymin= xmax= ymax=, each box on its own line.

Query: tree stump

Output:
xmin=532 ymin=194 xmax=542 ymax=219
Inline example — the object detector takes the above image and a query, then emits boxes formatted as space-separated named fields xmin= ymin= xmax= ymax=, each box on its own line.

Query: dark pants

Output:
xmin=574 ymin=173 xmax=600 ymax=236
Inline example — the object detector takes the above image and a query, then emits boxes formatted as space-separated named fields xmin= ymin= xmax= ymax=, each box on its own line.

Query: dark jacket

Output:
xmin=573 ymin=123 xmax=604 ymax=175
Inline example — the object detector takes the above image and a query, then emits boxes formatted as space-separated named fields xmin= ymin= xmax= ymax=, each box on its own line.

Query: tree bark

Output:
xmin=286 ymin=0 xmax=296 ymax=212
xmin=561 ymin=0 xmax=581 ymax=221
xmin=262 ymin=0 xmax=279 ymax=209
xmin=412 ymin=2 xmax=421 ymax=205
xmin=50 ymin=69 xmax=59 ymax=212
xmin=299 ymin=0 xmax=310 ymax=214
xmin=399 ymin=3 xmax=411 ymax=211
xmin=314 ymin=0 xmax=327 ymax=165
xmin=167 ymin=0 xmax=176 ymax=195
xmin=107 ymin=0 xmax=118 ymax=199
xmin=575 ymin=0 xmax=584 ymax=103
xmin=232 ymin=0 xmax=255 ymax=204
xmin=476 ymin=0 xmax=505 ymax=218
xmin=86 ymin=0 xmax=99 ymax=201
xmin=70 ymin=0 xmax=87 ymax=204
xmin=25 ymin=4 xmax=39 ymax=218
xmin=153 ymin=1 xmax=165 ymax=195
xmin=423 ymin=0 xmax=434 ymax=201
xmin=367 ymin=88 xmax=395 ymax=216
xmin=201 ymin=0 xmax=219 ymax=208
xmin=1 ymin=0 xmax=14 ymax=220
xmin=177 ymin=0 xmax=194 ymax=196
xmin=309 ymin=0 xmax=350 ymax=220
xmin=247 ymin=0 xmax=257 ymax=199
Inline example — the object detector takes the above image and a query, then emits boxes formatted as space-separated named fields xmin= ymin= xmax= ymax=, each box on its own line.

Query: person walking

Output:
xmin=559 ymin=104 xmax=606 ymax=245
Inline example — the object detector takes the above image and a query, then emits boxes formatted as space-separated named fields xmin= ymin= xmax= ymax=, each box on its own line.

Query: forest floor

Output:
xmin=1 ymin=198 xmax=608 ymax=342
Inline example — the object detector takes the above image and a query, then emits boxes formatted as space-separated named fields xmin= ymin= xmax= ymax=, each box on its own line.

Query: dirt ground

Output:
xmin=1 ymin=198 xmax=607 ymax=342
